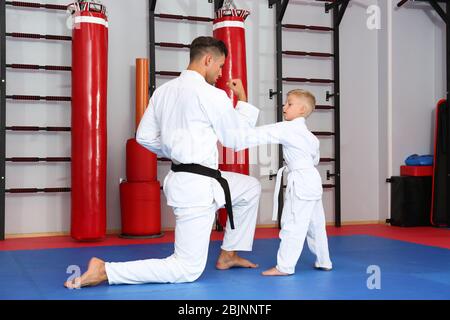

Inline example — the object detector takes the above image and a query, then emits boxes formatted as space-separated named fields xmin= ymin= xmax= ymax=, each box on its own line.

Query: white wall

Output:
xmin=391 ymin=1 xmax=439 ymax=177
xmin=4 ymin=0 xmax=445 ymax=235
xmin=377 ymin=0 xmax=390 ymax=223
xmin=339 ymin=0 xmax=380 ymax=223
xmin=433 ymin=3 xmax=446 ymax=102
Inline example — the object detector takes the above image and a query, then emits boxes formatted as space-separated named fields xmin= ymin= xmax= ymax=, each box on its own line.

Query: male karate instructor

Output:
xmin=65 ymin=36 xmax=261 ymax=288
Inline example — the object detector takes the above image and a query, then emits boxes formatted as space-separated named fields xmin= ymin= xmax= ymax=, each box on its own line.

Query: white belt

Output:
xmin=271 ymin=162 xmax=314 ymax=221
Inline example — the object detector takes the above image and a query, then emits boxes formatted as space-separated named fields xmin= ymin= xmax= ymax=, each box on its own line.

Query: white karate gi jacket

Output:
xmin=236 ymin=117 xmax=323 ymax=219
xmin=136 ymin=70 xmax=259 ymax=209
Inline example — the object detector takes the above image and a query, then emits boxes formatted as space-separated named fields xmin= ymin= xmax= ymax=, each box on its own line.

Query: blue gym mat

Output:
xmin=0 ymin=235 xmax=449 ymax=300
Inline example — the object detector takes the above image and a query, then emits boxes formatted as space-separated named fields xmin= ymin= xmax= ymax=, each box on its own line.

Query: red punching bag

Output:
xmin=126 ymin=138 xmax=157 ymax=182
xmin=70 ymin=1 xmax=108 ymax=241
xmin=213 ymin=5 xmax=250 ymax=228
xmin=120 ymin=181 xmax=161 ymax=236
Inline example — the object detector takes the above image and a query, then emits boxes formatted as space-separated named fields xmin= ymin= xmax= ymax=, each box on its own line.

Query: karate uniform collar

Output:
xmin=181 ymin=69 xmax=207 ymax=83
xmin=291 ymin=116 xmax=306 ymax=124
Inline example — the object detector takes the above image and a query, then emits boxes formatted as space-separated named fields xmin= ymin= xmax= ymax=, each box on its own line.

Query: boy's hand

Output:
xmin=226 ymin=79 xmax=247 ymax=102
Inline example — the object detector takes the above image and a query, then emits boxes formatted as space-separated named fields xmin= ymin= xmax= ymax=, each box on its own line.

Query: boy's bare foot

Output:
xmin=261 ymin=267 xmax=289 ymax=276
xmin=64 ymin=257 xmax=108 ymax=289
xmin=314 ymin=262 xmax=333 ymax=271
xmin=216 ymin=250 xmax=258 ymax=270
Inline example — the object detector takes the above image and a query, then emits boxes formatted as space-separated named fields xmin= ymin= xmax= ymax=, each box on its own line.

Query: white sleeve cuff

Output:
xmin=236 ymin=101 xmax=260 ymax=127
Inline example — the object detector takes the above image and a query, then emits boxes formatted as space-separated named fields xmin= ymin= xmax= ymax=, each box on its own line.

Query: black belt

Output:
xmin=171 ymin=163 xmax=235 ymax=229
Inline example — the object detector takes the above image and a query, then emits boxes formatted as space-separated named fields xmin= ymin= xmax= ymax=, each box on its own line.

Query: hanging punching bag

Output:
xmin=213 ymin=4 xmax=250 ymax=228
xmin=70 ymin=1 xmax=108 ymax=241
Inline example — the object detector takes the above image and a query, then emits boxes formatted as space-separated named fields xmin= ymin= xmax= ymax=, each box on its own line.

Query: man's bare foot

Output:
xmin=261 ymin=267 xmax=289 ymax=276
xmin=216 ymin=250 xmax=258 ymax=270
xmin=64 ymin=257 xmax=108 ymax=289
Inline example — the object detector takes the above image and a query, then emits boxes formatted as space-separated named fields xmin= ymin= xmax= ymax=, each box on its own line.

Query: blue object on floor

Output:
xmin=0 ymin=235 xmax=449 ymax=300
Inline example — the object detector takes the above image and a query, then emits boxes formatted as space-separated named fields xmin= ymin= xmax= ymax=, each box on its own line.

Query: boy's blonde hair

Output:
xmin=287 ymin=89 xmax=316 ymax=117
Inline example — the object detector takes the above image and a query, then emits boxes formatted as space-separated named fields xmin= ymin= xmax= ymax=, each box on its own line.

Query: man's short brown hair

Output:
xmin=190 ymin=36 xmax=228 ymax=62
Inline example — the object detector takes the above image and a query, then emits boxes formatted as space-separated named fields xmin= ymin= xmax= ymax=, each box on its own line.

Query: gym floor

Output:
xmin=0 ymin=225 xmax=449 ymax=300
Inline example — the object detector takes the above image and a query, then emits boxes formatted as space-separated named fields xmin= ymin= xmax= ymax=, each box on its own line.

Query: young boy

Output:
xmin=230 ymin=85 xmax=333 ymax=276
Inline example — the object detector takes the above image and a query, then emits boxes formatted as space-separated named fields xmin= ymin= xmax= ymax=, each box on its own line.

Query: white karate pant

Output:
xmin=105 ymin=171 xmax=261 ymax=284
xmin=276 ymin=191 xmax=332 ymax=274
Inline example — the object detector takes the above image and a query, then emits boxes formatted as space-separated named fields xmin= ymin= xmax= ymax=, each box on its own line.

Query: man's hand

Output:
xmin=226 ymin=79 xmax=247 ymax=102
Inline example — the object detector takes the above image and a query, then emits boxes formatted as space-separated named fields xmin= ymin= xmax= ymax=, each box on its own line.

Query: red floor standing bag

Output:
xmin=126 ymin=138 xmax=157 ymax=182
xmin=120 ymin=181 xmax=161 ymax=236
xmin=119 ymin=57 xmax=162 ymax=238
xmin=70 ymin=1 xmax=108 ymax=241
